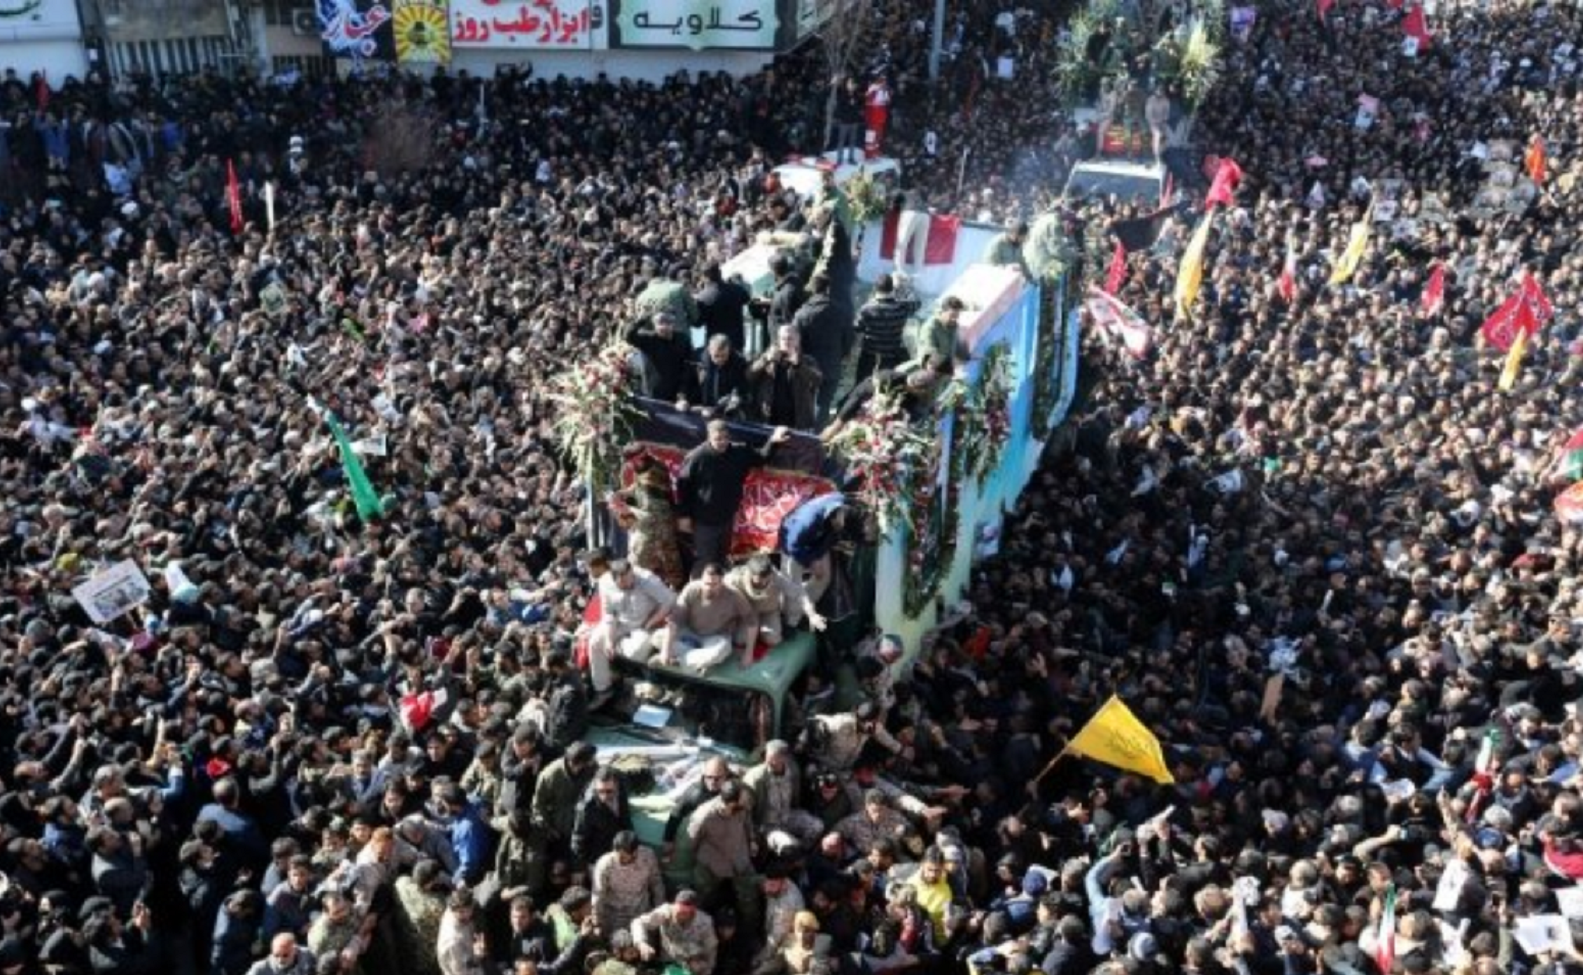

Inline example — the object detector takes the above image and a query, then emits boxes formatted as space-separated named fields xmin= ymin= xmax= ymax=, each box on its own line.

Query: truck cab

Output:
xmin=584 ymin=630 xmax=816 ymax=882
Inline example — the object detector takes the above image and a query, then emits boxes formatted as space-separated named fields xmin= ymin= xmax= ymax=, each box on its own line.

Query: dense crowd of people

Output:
xmin=1 ymin=0 xmax=1583 ymax=973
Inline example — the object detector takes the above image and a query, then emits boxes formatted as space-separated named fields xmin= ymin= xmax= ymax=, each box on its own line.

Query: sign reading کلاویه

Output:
xmin=612 ymin=0 xmax=777 ymax=49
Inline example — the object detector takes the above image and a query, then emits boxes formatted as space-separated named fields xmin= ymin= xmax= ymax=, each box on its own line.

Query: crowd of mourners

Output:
xmin=2 ymin=0 xmax=1583 ymax=972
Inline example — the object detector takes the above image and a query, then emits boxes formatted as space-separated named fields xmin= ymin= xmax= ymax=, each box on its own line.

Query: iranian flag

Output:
xmin=1277 ymin=235 xmax=1298 ymax=304
xmin=1086 ymin=286 xmax=1153 ymax=359
xmin=1558 ymin=482 xmax=1583 ymax=524
xmin=1560 ymin=429 xmax=1583 ymax=481
xmin=1376 ymin=884 xmax=1398 ymax=975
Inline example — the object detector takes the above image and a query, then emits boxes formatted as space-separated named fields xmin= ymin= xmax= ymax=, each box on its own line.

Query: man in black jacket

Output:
xmin=854 ymin=273 xmax=921 ymax=378
xmin=792 ymin=273 xmax=852 ymax=424
xmin=680 ymin=335 xmax=751 ymax=419
xmin=694 ymin=264 xmax=751 ymax=354
xmin=624 ymin=311 xmax=694 ymax=402
xmin=676 ymin=420 xmax=791 ymax=571
xmin=763 ymin=251 xmax=806 ymax=334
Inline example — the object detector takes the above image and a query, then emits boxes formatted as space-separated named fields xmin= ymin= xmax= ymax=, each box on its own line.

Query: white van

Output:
xmin=1062 ymin=158 xmax=1169 ymax=204
xmin=771 ymin=152 xmax=902 ymax=200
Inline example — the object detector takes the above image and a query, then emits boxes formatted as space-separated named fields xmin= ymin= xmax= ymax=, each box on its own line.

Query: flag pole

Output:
xmin=1030 ymin=745 xmax=1072 ymax=791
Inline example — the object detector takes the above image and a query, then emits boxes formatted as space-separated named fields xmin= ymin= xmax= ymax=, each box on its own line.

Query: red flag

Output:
xmin=1104 ymin=242 xmax=1128 ymax=294
xmin=1480 ymin=295 xmax=1525 ymax=352
xmin=1159 ymin=172 xmax=1175 ymax=209
xmin=1480 ymin=291 xmax=1533 ymax=352
xmin=1525 ymin=136 xmax=1547 ymax=185
xmin=1277 ymin=245 xmax=1298 ymax=304
xmin=1317 ymin=0 xmax=1335 ymax=19
xmin=35 ymin=71 xmax=48 ymax=112
xmin=877 ymin=211 xmax=959 ymax=266
xmin=1204 ymin=157 xmax=1244 ymax=209
xmin=1422 ymin=263 xmax=1445 ymax=316
xmin=923 ymin=215 xmax=960 ymax=264
xmin=1480 ymin=272 xmax=1550 ymax=352
xmin=226 ymin=160 xmax=244 ymax=235
xmin=1401 ymin=5 xmax=1432 ymax=47
xmin=1521 ymin=270 xmax=1555 ymax=324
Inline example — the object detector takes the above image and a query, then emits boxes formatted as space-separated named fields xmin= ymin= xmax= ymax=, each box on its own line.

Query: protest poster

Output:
xmin=72 ymin=560 xmax=152 ymax=625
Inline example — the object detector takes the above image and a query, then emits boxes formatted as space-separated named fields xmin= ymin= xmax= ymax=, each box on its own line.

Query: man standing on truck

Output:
xmin=676 ymin=421 xmax=793 ymax=570
xmin=983 ymin=218 xmax=1030 ymax=278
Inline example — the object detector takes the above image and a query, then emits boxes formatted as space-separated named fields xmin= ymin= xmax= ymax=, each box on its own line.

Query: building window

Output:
xmin=273 ymin=55 xmax=334 ymax=80
xmin=264 ymin=0 xmax=301 ymax=27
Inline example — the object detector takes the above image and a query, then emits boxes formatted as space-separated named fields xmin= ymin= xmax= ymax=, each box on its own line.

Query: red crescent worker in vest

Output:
xmin=864 ymin=72 xmax=891 ymax=159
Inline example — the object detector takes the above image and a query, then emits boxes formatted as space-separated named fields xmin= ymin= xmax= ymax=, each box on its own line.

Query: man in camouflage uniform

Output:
xmin=631 ymin=890 xmax=718 ymax=975
xmin=591 ymin=831 xmax=666 ymax=941
xmin=635 ymin=261 xmax=700 ymax=333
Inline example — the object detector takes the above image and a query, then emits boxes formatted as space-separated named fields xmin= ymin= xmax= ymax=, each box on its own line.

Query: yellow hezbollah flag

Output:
xmin=1328 ymin=204 xmax=1374 ymax=285
xmin=1173 ymin=208 xmax=1215 ymax=321
xmin=1498 ymin=327 xmax=1529 ymax=392
xmin=1065 ymin=695 xmax=1176 ymax=783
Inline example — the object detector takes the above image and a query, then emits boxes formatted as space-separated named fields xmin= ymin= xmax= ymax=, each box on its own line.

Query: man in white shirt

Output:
xmin=587 ymin=559 xmax=677 ymax=701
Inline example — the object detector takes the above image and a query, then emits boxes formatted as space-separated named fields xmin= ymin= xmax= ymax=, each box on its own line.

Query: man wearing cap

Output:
xmin=631 ymin=890 xmax=718 ymax=975
xmin=634 ymin=262 xmax=700 ymax=334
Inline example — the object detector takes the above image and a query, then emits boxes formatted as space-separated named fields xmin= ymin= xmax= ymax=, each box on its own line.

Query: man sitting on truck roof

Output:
xmin=586 ymin=559 xmax=677 ymax=708
xmin=726 ymin=554 xmax=827 ymax=658
xmin=670 ymin=563 xmax=757 ymax=671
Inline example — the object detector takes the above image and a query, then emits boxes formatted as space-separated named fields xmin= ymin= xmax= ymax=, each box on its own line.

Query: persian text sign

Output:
xmin=612 ymin=0 xmax=777 ymax=49
xmin=451 ymin=0 xmax=596 ymax=48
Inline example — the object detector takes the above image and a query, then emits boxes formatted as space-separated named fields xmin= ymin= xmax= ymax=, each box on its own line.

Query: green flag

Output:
xmin=324 ymin=410 xmax=384 ymax=523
